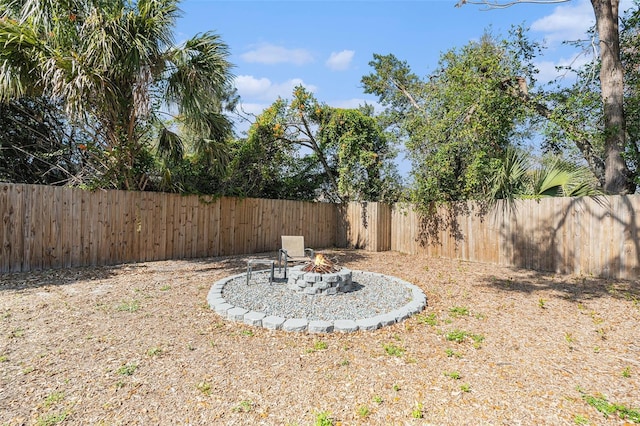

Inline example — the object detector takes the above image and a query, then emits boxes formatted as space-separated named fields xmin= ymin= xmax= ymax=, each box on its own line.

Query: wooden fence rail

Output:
xmin=1 ymin=183 xmax=638 ymax=279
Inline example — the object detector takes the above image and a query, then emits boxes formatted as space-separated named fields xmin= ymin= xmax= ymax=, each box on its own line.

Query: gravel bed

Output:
xmin=221 ymin=270 xmax=413 ymax=321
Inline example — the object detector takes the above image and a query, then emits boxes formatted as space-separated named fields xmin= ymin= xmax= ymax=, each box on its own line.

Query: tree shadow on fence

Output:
xmin=416 ymin=201 xmax=490 ymax=248
xmin=497 ymin=196 xmax=640 ymax=279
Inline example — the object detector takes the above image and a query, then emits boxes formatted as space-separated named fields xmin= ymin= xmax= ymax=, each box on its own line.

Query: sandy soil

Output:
xmin=1 ymin=250 xmax=639 ymax=426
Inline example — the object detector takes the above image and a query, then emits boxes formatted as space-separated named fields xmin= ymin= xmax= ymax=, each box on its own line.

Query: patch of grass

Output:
xmin=460 ymin=383 xmax=471 ymax=392
xmin=539 ymin=298 xmax=546 ymax=309
xmin=622 ymin=366 xmax=632 ymax=378
xmin=116 ymin=300 xmax=140 ymax=312
xmin=313 ymin=340 xmax=328 ymax=350
xmin=314 ymin=410 xmax=334 ymax=426
xmin=232 ymin=400 xmax=253 ymax=413
xmin=373 ymin=395 xmax=383 ymax=404
xmin=471 ymin=333 xmax=485 ymax=349
xmin=449 ymin=306 xmax=469 ymax=317
xmin=44 ymin=392 xmax=65 ymax=408
xmin=411 ymin=402 xmax=424 ymax=419
xmin=392 ymin=384 xmax=401 ymax=392
xmin=146 ymin=347 xmax=162 ymax=357
xmin=579 ymin=389 xmax=640 ymax=422
xmin=416 ymin=313 xmax=438 ymax=326
xmin=339 ymin=358 xmax=349 ymax=366
xmin=116 ymin=363 xmax=138 ymax=376
xmin=0 ymin=354 xmax=8 ymax=362
xmin=565 ymin=332 xmax=575 ymax=344
xmin=240 ymin=329 xmax=254 ymax=337
xmin=159 ymin=285 xmax=171 ymax=291
xmin=444 ymin=371 xmax=461 ymax=380
xmin=445 ymin=329 xmax=468 ymax=343
xmin=196 ymin=381 xmax=211 ymax=396
xmin=445 ymin=348 xmax=462 ymax=358
xmin=9 ymin=328 xmax=24 ymax=338
xmin=574 ymin=414 xmax=589 ymax=425
xmin=35 ymin=411 xmax=70 ymax=426
xmin=307 ymin=340 xmax=328 ymax=353
xmin=357 ymin=405 xmax=370 ymax=418
xmin=383 ymin=343 xmax=405 ymax=357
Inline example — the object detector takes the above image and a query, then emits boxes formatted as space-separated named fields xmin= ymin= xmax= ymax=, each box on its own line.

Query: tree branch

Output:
xmin=456 ymin=0 xmax=571 ymax=9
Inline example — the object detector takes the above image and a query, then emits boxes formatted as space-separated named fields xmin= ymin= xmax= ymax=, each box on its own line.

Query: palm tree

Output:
xmin=490 ymin=148 xmax=602 ymax=202
xmin=0 ymin=0 xmax=234 ymax=190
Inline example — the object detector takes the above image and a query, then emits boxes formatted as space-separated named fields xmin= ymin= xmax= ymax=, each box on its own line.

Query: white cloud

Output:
xmin=234 ymin=75 xmax=272 ymax=97
xmin=240 ymin=42 xmax=314 ymax=65
xmin=534 ymin=53 xmax=593 ymax=85
xmin=325 ymin=50 xmax=355 ymax=71
xmin=329 ymin=98 xmax=381 ymax=112
xmin=531 ymin=0 xmax=595 ymax=44
xmin=234 ymin=75 xmax=318 ymax=102
xmin=532 ymin=0 xmax=634 ymax=46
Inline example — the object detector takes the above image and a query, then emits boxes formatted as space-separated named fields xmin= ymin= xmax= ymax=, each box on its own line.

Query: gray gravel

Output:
xmin=221 ymin=270 xmax=413 ymax=321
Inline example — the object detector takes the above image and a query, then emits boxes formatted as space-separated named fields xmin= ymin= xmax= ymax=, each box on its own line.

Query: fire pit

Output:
xmin=287 ymin=253 xmax=353 ymax=295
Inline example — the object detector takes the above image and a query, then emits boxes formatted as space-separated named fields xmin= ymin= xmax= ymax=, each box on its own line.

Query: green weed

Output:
xmin=574 ymin=414 xmax=589 ymax=425
xmin=314 ymin=410 xmax=334 ymax=426
xmin=233 ymin=400 xmax=253 ymax=413
xmin=116 ymin=300 xmax=140 ymax=312
xmin=146 ymin=347 xmax=162 ymax=357
xmin=44 ymin=392 xmax=65 ymax=408
xmin=444 ymin=371 xmax=461 ymax=380
xmin=196 ymin=381 xmax=212 ymax=396
xmin=622 ymin=366 xmax=631 ymax=378
xmin=373 ymin=395 xmax=383 ymax=404
xmin=35 ymin=411 xmax=70 ymax=426
xmin=460 ymin=383 xmax=471 ymax=392
xmin=445 ymin=348 xmax=462 ymax=358
xmin=445 ymin=329 xmax=468 ymax=343
xmin=383 ymin=343 xmax=405 ymax=357
xmin=116 ymin=363 xmax=138 ymax=376
xmin=416 ymin=313 xmax=438 ymax=326
xmin=357 ymin=405 xmax=370 ymax=417
xmin=411 ymin=402 xmax=424 ymax=419
xmin=580 ymin=390 xmax=640 ymax=422
xmin=449 ymin=306 xmax=469 ymax=317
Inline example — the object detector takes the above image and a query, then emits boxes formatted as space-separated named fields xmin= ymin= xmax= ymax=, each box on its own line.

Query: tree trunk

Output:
xmin=592 ymin=0 xmax=632 ymax=193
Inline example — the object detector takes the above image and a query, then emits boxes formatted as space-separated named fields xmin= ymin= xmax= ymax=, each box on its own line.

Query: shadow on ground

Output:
xmin=480 ymin=268 xmax=640 ymax=303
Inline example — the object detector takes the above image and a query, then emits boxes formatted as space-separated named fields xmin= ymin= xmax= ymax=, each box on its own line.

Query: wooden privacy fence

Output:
xmin=0 ymin=184 xmax=341 ymax=272
xmin=391 ymin=197 xmax=640 ymax=280
xmin=1 ymin=183 xmax=639 ymax=279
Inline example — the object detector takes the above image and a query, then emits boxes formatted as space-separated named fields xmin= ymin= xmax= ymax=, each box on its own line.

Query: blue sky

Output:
xmin=174 ymin=0 xmax=631 ymax=174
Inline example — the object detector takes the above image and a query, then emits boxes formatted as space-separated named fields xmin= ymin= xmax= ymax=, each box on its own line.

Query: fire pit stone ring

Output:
xmin=207 ymin=265 xmax=428 ymax=333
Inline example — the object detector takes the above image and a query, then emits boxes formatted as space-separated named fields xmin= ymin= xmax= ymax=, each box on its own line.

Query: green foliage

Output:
xmin=314 ymin=410 xmax=334 ymax=426
xmin=0 ymin=98 xmax=88 ymax=185
xmin=116 ymin=363 xmax=138 ymax=376
xmin=445 ymin=329 xmax=469 ymax=343
xmin=363 ymin=30 xmax=534 ymax=209
xmin=0 ymin=0 xmax=235 ymax=190
xmin=248 ymin=86 xmax=401 ymax=202
xmin=383 ymin=343 xmax=405 ymax=357
xmin=579 ymin=390 xmax=640 ymax=422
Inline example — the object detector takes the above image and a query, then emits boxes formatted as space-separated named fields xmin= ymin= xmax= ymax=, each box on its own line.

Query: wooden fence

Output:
xmin=391 ymin=197 xmax=640 ymax=280
xmin=0 ymin=184 xmax=340 ymax=272
xmin=1 ymin=183 xmax=639 ymax=279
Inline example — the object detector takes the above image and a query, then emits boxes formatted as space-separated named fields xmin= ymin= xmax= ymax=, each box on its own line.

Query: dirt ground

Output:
xmin=1 ymin=250 xmax=639 ymax=426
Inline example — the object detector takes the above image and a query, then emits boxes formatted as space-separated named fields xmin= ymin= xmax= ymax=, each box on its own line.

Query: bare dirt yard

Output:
xmin=1 ymin=250 xmax=639 ymax=426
